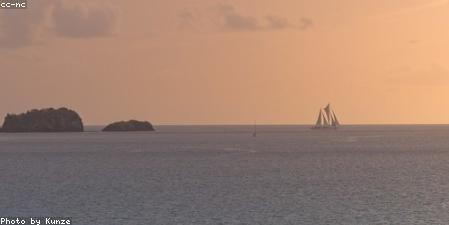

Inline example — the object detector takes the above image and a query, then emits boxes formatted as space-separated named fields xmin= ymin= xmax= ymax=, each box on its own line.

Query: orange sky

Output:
xmin=1 ymin=0 xmax=449 ymax=125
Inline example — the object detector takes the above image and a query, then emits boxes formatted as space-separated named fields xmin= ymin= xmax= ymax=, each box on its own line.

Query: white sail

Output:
xmin=316 ymin=110 xmax=323 ymax=127
xmin=312 ymin=103 xmax=340 ymax=129
xmin=322 ymin=109 xmax=330 ymax=127
xmin=332 ymin=111 xmax=340 ymax=126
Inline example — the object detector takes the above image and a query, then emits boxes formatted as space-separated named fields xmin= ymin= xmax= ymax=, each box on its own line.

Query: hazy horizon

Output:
xmin=84 ymin=122 xmax=449 ymax=126
xmin=2 ymin=0 xmax=449 ymax=125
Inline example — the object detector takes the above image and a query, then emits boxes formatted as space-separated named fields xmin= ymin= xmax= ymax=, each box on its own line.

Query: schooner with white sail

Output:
xmin=312 ymin=104 xmax=340 ymax=129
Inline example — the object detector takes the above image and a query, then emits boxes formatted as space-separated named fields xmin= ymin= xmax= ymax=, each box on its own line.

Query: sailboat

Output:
xmin=312 ymin=103 xmax=340 ymax=129
xmin=252 ymin=121 xmax=257 ymax=137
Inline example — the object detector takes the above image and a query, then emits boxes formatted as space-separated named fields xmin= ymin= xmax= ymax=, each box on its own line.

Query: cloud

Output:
xmin=265 ymin=15 xmax=292 ymax=29
xmin=299 ymin=17 xmax=314 ymax=30
xmin=0 ymin=0 xmax=120 ymax=49
xmin=0 ymin=1 xmax=53 ymax=49
xmin=177 ymin=8 xmax=197 ymax=30
xmin=176 ymin=4 xmax=314 ymax=33
xmin=51 ymin=1 xmax=120 ymax=38
xmin=265 ymin=15 xmax=314 ymax=31
xmin=212 ymin=4 xmax=311 ymax=32
xmin=217 ymin=4 xmax=260 ymax=31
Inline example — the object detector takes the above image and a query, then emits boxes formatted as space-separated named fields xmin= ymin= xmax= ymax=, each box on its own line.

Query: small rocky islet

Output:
xmin=102 ymin=120 xmax=155 ymax=132
xmin=0 ymin=107 xmax=155 ymax=133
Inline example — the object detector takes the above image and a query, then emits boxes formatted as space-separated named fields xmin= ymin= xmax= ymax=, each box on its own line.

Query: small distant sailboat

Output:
xmin=312 ymin=103 xmax=340 ymax=129
xmin=252 ymin=122 xmax=257 ymax=137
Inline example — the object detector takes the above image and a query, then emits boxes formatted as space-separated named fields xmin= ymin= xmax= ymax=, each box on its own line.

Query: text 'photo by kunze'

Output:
xmin=1 ymin=0 xmax=449 ymax=224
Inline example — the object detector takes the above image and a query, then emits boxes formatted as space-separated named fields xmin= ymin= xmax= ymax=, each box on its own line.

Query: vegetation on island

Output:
xmin=102 ymin=120 xmax=155 ymax=132
xmin=1 ymin=107 xmax=84 ymax=132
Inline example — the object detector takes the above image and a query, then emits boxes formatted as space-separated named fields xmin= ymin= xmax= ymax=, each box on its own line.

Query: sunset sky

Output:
xmin=1 ymin=0 xmax=449 ymax=125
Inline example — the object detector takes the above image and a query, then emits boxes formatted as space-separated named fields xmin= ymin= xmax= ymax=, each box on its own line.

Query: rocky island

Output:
xmin=102 ymin=120 xmax=155 ymax=132
xmin=1 ymin=107 xmax=84 ymax=132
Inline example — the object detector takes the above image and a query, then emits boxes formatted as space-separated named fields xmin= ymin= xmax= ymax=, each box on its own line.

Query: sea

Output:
xmin=1 ymin=125 xmax=449 ymax=225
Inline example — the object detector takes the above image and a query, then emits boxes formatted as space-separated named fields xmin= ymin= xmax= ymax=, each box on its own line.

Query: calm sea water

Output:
xmin=1 ymin=125 xmax=449 ymax=225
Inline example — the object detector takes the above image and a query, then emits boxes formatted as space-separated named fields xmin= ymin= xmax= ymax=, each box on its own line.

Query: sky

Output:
xmin=1 ymin=0 xmax=449 ymax=125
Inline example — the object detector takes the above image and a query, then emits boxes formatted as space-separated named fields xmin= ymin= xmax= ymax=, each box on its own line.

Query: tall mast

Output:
xmin=253 ymin=121 xmax=257 ymax=137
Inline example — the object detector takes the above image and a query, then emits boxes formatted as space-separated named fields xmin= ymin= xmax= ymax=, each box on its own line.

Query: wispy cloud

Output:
xmin=177 ymin=8 xmax=197 ymax=30
xmin=299 ymin=17 xmax=314 ymax=30
xmin=51 ymin=1 xmax=120 ymax=38
xmin=217 ymin=4 xmax=260 ymax=31
xmin=177 ymin=3 xmax=312 ymax=33
xmin=265 ymin=15 xmax=293 ymax=29
xmin=0 ymin=1 xmax=52 ymax=49
xmin=0 ymin=0 xmax=120 ymax=49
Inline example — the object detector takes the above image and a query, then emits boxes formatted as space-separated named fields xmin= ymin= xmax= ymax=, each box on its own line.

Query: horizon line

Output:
xmin=85 ymin=123 xmax=449 ymax=127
